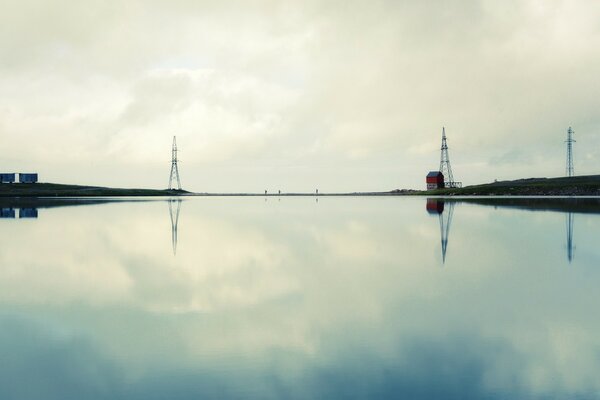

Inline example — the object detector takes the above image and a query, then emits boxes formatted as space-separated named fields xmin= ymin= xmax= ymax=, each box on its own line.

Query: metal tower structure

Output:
xmin=439 ymin=127 xmax=462 ymax=188
xmin=168 ymin=136 xmax=182 ymax=190
xmin=566 ymin=127 xmax=575 ymax=177
xmin=169 ymin=199 xmax=182 ymax=255
xmin=566 ymin=212 xmax=575 ymax=263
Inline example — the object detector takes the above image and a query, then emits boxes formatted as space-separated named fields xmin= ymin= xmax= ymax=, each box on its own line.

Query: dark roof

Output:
xmin=427 ymin=171 xmax=443 ymax=178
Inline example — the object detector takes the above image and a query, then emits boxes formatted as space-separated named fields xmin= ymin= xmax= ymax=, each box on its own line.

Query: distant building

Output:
xmin=0 ymin=173 xmax=15 ymax=183
xmin=19 ymin=173 xmax=38 ymax=183
xmin=426 ymin=171 xmax=444 ymax=190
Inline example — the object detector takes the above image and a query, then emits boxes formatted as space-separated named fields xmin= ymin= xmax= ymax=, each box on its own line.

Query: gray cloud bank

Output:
xmin=0 ymin=0 xmax=599 ymax=191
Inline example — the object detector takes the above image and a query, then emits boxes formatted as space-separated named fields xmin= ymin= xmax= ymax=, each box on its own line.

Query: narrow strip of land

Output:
xmin=422 ymin=175 xmax=600 ymax=196
xmin=0 ymin=183 xmax=187 ymax=197
xmin=1 ymin=175 xmax=599 ymax=197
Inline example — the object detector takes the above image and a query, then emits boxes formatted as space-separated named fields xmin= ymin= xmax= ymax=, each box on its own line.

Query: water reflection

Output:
xmin=430 ymin=197 xmax=600 ymax=265
xmin=443 ymin=196 xmax=600 ymax=214
xmin=426 ymin=198 xmax=454 ymax=264
xmin=169 ymin=199 xmax=182 ymax=255
xmin=0 ymin=198 xmax=154 ymax=221
xmin=0 ymin=207 xmax=37 ymax=219
xmin=1 ymin=207 xmax=15 ymax=218
xmin=0 ymin=197 xmax=600 ymax=399
xmin=566 ymin=212 xmax=575 ymax=263
xmin=19 ymin=208 xmax=38 ymax=218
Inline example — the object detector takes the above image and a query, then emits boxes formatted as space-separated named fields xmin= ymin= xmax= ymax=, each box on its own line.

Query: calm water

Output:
xmin=1 ymin=196 xmax=600 ymax=399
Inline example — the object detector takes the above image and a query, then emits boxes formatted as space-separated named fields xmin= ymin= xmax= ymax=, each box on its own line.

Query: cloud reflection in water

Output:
xmin=0 ymin=197 xmax=599 ymax=399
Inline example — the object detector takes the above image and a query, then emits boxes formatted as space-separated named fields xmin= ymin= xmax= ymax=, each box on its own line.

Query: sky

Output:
xmin=0 ymin=0 xmax=599 ymax=192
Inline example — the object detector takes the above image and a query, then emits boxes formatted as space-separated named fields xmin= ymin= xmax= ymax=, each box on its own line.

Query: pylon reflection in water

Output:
xmin=169 ymin=199 xmax=182 ymax=255
xmin=566 ymin=212 xmax=575 ymax=263
xmin=426 ymin=199 xmax=455 ymax=264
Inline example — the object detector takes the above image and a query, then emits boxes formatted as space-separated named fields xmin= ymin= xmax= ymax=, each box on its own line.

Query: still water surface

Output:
xmin=1 ymin=196 xmax=600 ymax=399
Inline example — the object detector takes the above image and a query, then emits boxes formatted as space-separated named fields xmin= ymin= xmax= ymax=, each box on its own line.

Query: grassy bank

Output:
xmin=2 ymin=175 xmax=600 ymax=197
xmin=423 ymin=175 xmax=600 ymax=196
xmin=0 ymin=183 xmax=188 ymax=197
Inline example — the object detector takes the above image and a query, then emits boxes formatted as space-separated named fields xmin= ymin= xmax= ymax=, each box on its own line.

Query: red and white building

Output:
xmin=426 ymin=171 xmax=444 ymax=190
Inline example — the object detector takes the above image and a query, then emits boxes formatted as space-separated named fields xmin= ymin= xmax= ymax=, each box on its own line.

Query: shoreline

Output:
xmin=1 ymin=175 xmax=600 ymax=197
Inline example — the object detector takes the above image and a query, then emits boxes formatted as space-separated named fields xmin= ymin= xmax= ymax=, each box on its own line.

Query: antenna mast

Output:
xmin=168 ymin=136 xmax=182 ymax=190
xmin=566 ymin=127 xmax=575 ymax=177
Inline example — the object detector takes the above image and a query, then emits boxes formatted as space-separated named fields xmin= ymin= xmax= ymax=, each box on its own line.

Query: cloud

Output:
xmin=0 ymin=0 xmax=599 ymax=190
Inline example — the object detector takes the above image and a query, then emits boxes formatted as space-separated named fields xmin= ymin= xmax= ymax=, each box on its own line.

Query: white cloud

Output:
xmin=0 ymin=0 xmax=599 ymax=191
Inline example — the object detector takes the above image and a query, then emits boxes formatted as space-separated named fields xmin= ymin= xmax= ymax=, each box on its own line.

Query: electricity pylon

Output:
xmin=168 ymin=136 xmax=182 ymax=190
xmin=566 ymin=127 xmax=575 ymax=177
xmin=439 ymin=127 xmax=462 ymax=188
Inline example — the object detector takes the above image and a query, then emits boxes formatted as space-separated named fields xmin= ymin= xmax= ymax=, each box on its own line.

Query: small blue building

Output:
xmin=0 ymin=173 xmax=15 ymax=183
xmin=19 ymin=173 xmax=38 ymax=183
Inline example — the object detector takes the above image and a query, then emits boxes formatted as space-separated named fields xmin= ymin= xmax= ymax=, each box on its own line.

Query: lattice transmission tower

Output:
xmin=168 ymin=136 xmax=182 ymax=190
xmin=566 ymin=127 xmax=575 ymax=177
xmin=439 ymin=127 xmax=462 ymax=188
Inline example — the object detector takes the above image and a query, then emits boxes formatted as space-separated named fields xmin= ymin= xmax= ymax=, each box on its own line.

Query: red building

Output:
xmin=426 ymin=171 xmax=444 ymax=190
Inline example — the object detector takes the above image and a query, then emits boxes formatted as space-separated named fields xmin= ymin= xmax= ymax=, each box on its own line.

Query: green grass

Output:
xmin=424 ymin=175 xmax=600 ymax=196
xmin=2 ymin=175 xmax=599 ymax=197
xmin=0 ymin=183 xmax=188 ymax=197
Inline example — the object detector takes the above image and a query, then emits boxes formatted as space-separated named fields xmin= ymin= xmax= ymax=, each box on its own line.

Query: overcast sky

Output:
xmin=1 ymin=0 xmax=599 ymax=192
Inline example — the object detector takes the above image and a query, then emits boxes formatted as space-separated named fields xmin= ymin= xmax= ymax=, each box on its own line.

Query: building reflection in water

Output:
xmin=566 ymin=212 xmax=575 ymax=263
xmin=1 ymin=208 xmax=38 ymax=219
xmin=19 ymin=208 xmax=38 ymax=219
xmin=169 ymin=199 xmax=182 ymax=255
xmin=1 ymin=208 xmax=15 ymax=218
xmin=425 ymin=197 xmax=587 ymax=265
xmin=426 ymin=198 xmax=454 ymax=264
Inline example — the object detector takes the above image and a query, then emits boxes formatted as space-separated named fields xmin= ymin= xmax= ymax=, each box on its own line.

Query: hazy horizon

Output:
xmin=1 ymin=0 xmax=599 ymax=192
